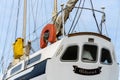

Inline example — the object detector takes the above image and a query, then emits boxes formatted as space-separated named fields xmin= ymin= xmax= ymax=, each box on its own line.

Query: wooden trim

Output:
xmin=68 ymin=32 xmax=111 ymax=42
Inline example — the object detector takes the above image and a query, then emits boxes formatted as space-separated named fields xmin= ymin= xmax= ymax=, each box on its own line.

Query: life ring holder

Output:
xmin=40 ymin=24 xmax=56 ymax=48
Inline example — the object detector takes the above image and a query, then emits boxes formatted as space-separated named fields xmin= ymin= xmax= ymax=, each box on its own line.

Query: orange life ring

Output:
xmin=40 ymin=24 xmax=56 ymax=48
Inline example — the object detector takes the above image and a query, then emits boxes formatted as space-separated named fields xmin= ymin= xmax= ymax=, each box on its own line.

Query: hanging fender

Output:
xmin=40 ymin=24 xmax=56 ymax=48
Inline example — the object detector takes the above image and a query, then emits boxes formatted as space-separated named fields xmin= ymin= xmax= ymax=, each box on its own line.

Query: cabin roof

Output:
xmin=68 ymin=32 xmax=111 ymax=42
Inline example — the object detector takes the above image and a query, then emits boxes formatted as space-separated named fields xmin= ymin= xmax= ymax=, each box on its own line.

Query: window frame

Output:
xmin=100 ymin=48 xmax=113 ymax=65
xmin=81 ymin=44 xmax=98 ymax=63
xmin=10 ymin=64 xmax=22 ymax=75
xmin=60 ymin=45 xmax=79 ymax=62
xmin=26 ymin=54 xmax=41 ymax=65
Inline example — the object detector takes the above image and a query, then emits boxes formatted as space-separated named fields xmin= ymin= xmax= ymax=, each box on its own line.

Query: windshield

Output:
xmin=82 ymin=44 xmax=97 ymax=62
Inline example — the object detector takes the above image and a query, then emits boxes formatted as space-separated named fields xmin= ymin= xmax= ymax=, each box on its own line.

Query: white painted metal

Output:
xmin=46 ymin=34 xmax=119 ymax=80
xmin=30 ymin=74 xmax=47 ymax=80
xmin=5 ymin=33 xmax=119 ymax=80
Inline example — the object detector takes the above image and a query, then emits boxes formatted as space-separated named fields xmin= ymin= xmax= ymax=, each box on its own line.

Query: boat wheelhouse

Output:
xmin=4 ymin=32 xmax=119 ymax=80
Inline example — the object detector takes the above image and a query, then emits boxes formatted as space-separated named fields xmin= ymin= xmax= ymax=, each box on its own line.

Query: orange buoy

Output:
xmin=40 ymin=24 xmax=56 ymax=48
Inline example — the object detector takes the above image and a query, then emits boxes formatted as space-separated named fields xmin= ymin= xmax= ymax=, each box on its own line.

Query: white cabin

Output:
xmin=3 ymin=32 xmax=119 ymax=80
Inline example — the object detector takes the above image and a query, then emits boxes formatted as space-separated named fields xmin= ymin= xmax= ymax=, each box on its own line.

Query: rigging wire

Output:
xmin=68 ymin=0 xmax=82 ymax=34
xmin=35 ymin=0 xmax=39 ymax=30
xmin=0 ymin=0 xmax=7 ymax=45
xmin=27 ymin=0 xmax=44 ymax=40
xmin=30 ymin=0 xmax=37 ymax=33
xmin=30 ymin=0 xmax=40 ymax=41
xmin=71 ymin=0 xmax=85 ymax=33
xmin=89 ymin=0 xmax=101 ymax=34
xmin=1 ymin=0 xmax=14 ymax=73
xmin=34 ymin=0 xmax=39 ymax=40
xmin=114 ymin=11 xmax=120 ymax=64
xmin=115 ymin=10 xmax=120 ymax=46
xmin=3 ymin=0 xmax=14 ymax=71
xmin=26 ymin=18 xmax=52 ymax=38
xmin=103 ymin=23 xmax=109 ymax=36
xmin=33 ymin=0 xmax=37 ymax=7
xmin=2 ymin=1 xmax=22 ymax=71
xmin=0 ymin=0 xmax=7 ymax=73
xmin=15 ymin=0 xmax=20 ymax=40
xmin=44 ymin=0 xmax=47 ymax=21
xmin=28 ymin=0 xmax=31 ymax=40
xmin=0 ymin=0 xmax=2 ymax=24
xmin=4 ymin=2 xmax=21 ymax=70
xmin=5 ymin=47 xmax=13 ymax=70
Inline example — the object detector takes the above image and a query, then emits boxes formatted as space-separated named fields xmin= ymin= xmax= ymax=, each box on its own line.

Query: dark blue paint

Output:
xmin=14 ymin=59 xmax=47 ymax=80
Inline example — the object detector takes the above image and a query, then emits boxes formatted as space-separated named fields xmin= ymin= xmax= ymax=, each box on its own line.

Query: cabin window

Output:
xmin=27 ymin=54 xmax=41 ymax=65
xmin=61 ymin=45 xmax=78 ymax=61
xmin=82 ymin=44 xmax=97 ymax=62
xmin=11 ymin=64 xmax=22 ymax=75
xmin=100 ymin=48 xmax=112 ymax=64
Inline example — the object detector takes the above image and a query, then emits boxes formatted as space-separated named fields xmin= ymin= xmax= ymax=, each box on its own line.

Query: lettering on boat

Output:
xmin=73 ymin=65 xmax=102 ymax=75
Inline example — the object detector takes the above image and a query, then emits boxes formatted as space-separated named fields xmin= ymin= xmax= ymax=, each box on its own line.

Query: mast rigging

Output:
xmin=54 ymin=0 xmax=78 ymax=37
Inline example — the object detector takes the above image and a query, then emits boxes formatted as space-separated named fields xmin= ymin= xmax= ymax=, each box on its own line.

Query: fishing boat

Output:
xmin=1 ymin=0 xmax=119 ymax=80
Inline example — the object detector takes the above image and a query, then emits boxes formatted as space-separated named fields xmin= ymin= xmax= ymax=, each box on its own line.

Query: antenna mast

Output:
xmin=52 ymin=0 xmax=58 ymax=22
xmin=23 ymin=0 xmax=27 ymax=45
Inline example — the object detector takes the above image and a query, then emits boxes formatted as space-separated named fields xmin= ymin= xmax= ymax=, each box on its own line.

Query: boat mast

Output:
xmin=52 ymin=0 xmax=58 ymax=23
xmin=22 ymin=0 xmax=27 ymax=45
xmin=61 ymin=4 xmax=65 ymax=37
